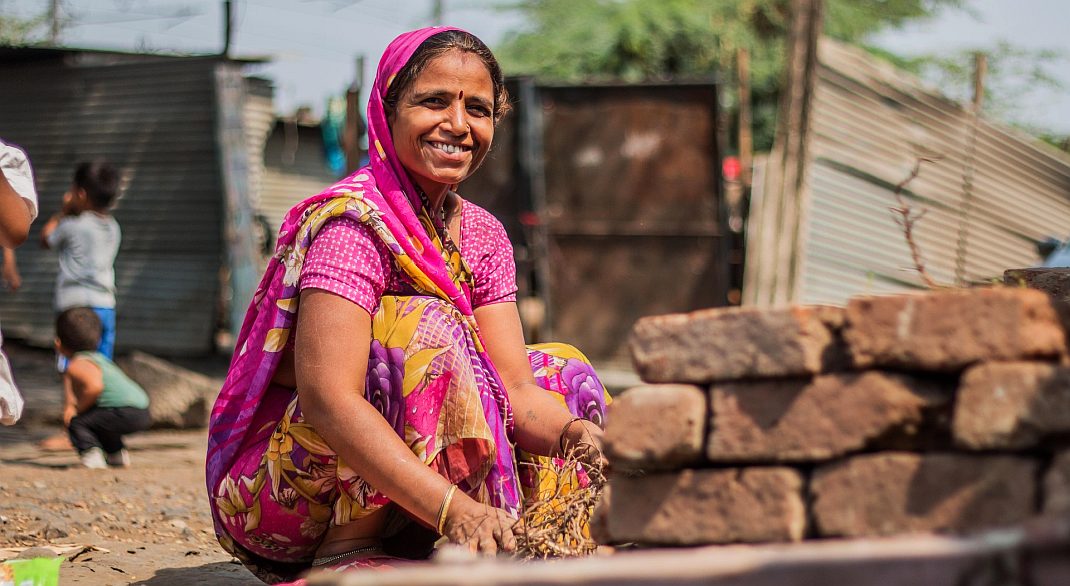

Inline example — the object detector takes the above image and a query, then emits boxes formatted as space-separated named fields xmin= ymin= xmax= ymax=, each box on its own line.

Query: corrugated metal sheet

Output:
xmin=258 ymin=121 xmax=337 ymax=230
xmin=0 ymin=53 xmax=248 ymax=355
xmin=744 ymin=38 xmax=1070 ymax=307
xmin=539 ymin=84 xmax=727 ymax=362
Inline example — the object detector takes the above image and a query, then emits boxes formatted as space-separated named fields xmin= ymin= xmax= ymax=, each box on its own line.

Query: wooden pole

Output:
xmin=432 ymin=0 xmax=444 ymax=26
xmin=768 ymin=0 xmax=822 ymax=305
xmin=344 ymin=55 xmax=367 ymax=173
xmin=737 ymin=47 xmax=753 ymax=190
xmin=222 ymin=0 xmax=233 ymax=57
xmin=972 ymin=52 xmax=987 ymax=113
xmin=49 ymin=0 xmax=60 ymax=45
xmin=953 ymin=51 xmax=987 ymax=285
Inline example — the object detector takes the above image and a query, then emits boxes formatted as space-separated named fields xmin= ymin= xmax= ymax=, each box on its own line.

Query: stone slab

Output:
xmin=629 ymin=305 xmax=845 ymax=384
xmin=953 ymin=362 xmax=1070 ymax=450
xmin=812 ymin=452 xmax=1037 ymax=538
xmin=312 ymin=529 xmax=1051 ymax=586
xmin=116 ymin=351 xmax=219 ymax=428
xmin=709 ymin=372 xmax=950 ymax=463
xmin=843 ymin=288 xmax=1065 ymax=372
xmin=601 ymin=468 xmax=805 ymax=545
xmin=604 ymin=384 xmax=706 ymax=470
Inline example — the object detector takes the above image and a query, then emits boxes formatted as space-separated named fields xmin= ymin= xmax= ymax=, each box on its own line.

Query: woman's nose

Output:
xmin=444 ymin=102 xmax=468 ymax=135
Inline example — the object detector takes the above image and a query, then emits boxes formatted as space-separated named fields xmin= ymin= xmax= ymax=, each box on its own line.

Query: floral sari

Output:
xmin=205 ymin=27 xmax=608 ymax=583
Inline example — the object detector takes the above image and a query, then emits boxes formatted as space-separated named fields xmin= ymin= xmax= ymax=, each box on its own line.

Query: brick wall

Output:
xmin=598 ymin=280 xmax=1070 ymax=545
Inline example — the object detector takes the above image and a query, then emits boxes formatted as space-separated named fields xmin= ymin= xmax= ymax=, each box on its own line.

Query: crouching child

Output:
xmin=56 ymin=307 xmax=150 ymax=468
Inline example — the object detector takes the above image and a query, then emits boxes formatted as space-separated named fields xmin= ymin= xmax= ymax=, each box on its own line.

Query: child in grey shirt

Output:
xmin=41 ymin=161 xmax=121 ymax=358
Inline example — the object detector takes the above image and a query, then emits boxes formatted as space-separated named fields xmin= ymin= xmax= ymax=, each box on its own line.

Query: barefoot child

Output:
xmin=56 ymin=307 xmax=150 ymax=468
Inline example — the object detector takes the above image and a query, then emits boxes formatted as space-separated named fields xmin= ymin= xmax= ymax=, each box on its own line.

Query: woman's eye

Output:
xmin=467 ymin=105 xmax=490 ymax=117
xmin=423 ymin=97 xmax=445 ymax=107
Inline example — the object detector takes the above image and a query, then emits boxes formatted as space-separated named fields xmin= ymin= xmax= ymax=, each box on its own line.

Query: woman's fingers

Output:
xmin=478 ymin=533 xmax=497 ymax=555
xmin=443 ymin=497 xmax=522 ymax=556
xmin=498 ymin=524 xmax=517 ymax=552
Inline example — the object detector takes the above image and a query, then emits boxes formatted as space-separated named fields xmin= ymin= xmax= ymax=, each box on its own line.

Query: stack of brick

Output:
xmin=596 ymin=285 xmax=1070 ymax=546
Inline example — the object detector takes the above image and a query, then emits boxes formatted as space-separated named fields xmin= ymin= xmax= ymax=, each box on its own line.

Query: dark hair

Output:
xmin=73 ymin=161 xmax=120 ymax=209
xmin=56 ymin=307 xmax=102 ymax=353
xmin=383 ymin=30 xmax=511 ymax=123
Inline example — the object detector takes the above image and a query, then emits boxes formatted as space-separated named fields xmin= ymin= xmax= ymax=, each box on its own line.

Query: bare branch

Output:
xmin=889 ymin=157 xmax=943 ymax=289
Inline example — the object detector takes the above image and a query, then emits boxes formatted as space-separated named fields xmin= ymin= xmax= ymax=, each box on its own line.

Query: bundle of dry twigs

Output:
xmin=513 ymin=442 xmax=607 ymax=560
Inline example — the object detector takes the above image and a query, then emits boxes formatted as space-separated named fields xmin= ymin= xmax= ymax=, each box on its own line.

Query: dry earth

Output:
xmin=0 ymin=423 xmax=260 ymax=585
xmin=1 ymin=341 xmax=260 ymax=585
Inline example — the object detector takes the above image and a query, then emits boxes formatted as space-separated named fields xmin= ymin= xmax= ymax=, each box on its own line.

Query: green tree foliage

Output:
xmin=0 ymin=10 xmax=46 ymax=45
xmin=494 ymin=0 xmax=965 ymax=150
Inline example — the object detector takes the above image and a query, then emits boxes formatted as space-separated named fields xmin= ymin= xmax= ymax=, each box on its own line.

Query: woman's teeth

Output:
xmin=430 ymin=142 xmax=468 ymax=154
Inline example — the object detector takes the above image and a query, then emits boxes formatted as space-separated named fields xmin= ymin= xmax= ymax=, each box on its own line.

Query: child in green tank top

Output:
xmin=56 ymin=307 xmax=150 ymax=469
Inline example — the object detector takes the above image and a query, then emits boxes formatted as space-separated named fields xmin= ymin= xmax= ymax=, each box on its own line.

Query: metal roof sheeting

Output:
xmin=745 ymin=38 xmax=1070 ymax=307
xmin=0 ymin=54 xmax=251 ymax=355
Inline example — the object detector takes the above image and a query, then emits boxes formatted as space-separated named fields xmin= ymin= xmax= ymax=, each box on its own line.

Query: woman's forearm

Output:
xmin=299 ymin=385 xmax=454 ymax=528
xmin=509 ymin=381 xmax=599 ymax=457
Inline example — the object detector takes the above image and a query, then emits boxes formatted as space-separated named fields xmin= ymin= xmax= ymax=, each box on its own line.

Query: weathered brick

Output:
xmin=601 ymin=468 xmax=805 ymax=545
xmin=812 ymin=453 xmax=1037 ymax=538
xmin=1005 ymin=268 xmax=1070 ymax=304
xmin=844 ymin=288 xmax=1066 ymax=372
xmin=629 ymin=305 xmax=845 ymax=384
xmin=1043 ymin=450 xmax=1070 ymax=515
xmin=953 ymin=362 xmax=1070 ymax=450
xmin=604 ymin=385 xmax=706 ymax=470
xmin=709 ymin=372 xmax=950 ymax=463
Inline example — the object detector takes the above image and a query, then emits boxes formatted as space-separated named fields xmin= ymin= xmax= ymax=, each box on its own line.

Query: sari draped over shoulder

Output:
xmin=205 ymin=27 xmax=608 ymax=584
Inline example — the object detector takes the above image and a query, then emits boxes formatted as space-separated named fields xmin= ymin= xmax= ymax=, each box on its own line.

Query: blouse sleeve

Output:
xmin=299 ymin=215 xmax=387 ymax=315
xmin=465 ymin=204 xmax=519 ymax=308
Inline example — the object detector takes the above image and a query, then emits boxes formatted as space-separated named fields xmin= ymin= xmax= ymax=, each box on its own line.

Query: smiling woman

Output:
xmin=204 ymin=27 xmax=609 ymax=584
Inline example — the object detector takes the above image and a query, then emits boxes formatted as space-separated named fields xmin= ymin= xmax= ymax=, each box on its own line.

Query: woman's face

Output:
xmin=389 ymin=48 xmax=495 ymax=198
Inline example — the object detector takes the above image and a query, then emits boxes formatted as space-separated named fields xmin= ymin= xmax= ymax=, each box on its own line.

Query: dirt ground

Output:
xmin=0 ymin=342 xmax=260 ymax=585
xmin=0 ymin=424 xmax=261 ymax=585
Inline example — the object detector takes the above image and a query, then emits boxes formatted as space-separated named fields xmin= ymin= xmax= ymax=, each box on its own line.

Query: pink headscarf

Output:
xmin=207 ymin=27 xmax=519 ymax=527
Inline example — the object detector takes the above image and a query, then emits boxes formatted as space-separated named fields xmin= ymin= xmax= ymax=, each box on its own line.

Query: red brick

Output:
xmin=629 ymin=305 xmax=844 ymax=384
xmin=604 ymin=385 xmax=706 ymax=470
xmin=812 ymin=453 xmax=1037 ymax=538
xmin=709 ymin=372 xmax=950 ymax=463
xmin=953 ymin=362 xmax=1070 ymax=450
xmin=844 ymin=288 xmax=1065 ymax=372
xmin=601 ymin=468 xmax=805 ymax=545
xmin=1043 ymin=450 xmax=1070 ymax=515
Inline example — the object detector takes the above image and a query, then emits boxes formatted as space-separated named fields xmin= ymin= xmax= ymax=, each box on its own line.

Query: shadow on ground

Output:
xmin=131 ymin=560 xmax=259 ymax=585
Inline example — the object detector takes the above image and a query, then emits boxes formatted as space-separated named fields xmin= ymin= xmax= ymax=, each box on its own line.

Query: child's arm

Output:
xmin=62 ymin=376 xmax=78 ymax=426
xmin=39 ymin=192 xmax=78 ymax=250
xmin=66 ymin=357 xmax=104 ymax=415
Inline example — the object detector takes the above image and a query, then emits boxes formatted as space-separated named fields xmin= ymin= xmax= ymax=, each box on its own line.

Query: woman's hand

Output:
xmin=441 ymin=493 xmax=519 ymax=555
xmin=560 ymin=418 xmax=608 ymax=471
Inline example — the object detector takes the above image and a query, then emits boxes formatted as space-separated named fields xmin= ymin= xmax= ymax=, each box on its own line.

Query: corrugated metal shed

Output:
xmin=0 ymin=48 xmax=268 ymax=355
xmin=258 ymin=121 xmax=337 ymax=230
xmin=744 ymin=38 xmax=1070 ymax=307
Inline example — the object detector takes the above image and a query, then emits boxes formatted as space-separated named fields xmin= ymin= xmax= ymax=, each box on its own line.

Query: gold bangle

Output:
xmin=436 ymin=484 xmax=458 ymax=535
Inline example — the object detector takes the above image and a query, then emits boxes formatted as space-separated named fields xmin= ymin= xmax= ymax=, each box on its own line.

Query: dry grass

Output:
xmin=513 ymin=442 xmax=607 ymax=560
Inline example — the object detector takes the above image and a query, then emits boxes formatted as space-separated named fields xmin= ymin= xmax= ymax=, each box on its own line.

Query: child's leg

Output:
xmin=68 ymin=407 xmax=149 ymax=454
xmin=93 ymin=407 xmax=150 ymax=453
xmin=67 ymin=408 xmax=106 ymax=453
xmin=91 ymin=307 xmax=116 ymax=359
